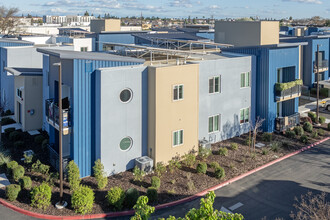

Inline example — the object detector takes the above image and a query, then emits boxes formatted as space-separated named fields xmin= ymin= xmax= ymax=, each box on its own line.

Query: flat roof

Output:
xmin=5 ymin=67 xmax=42 ymax=76
xmin=36 ymin=48 xmax=145 ymax=63
xmin=0 ymin=38 xmax=34 ymax=44
xmin=132 ymin=32 xmax=207 ymax=41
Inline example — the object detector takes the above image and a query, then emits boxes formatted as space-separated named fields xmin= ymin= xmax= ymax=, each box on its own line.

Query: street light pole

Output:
xmin=316 ymin=44 xmax=320 ymax=124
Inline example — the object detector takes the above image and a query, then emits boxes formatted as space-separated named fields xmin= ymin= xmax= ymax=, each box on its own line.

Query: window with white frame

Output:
xmin=208 ymin=114 xmax=220 ymax=133
xmin=209 ymin=76 xmax=221 ymax=94
xmin=240 ymin=107 xmax=250 ymax=124
xmin=173 ymin=129 xmax=183 ymax=146
xmin=173 ymin=85 xmax=183 ymax=101
xmin=80 ymin=47 xmax=88 ymax=52
xmin=16 ymin=88 xmax=23 ymax=99
xmin=240 ymin=72 xmax=250 ymax=88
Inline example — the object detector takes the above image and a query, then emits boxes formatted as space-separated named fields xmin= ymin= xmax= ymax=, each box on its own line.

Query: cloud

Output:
xmin=169 ymin=0 xmax=193 ymax=8
xmin=282 ymin=0 xmax=322 ymax=4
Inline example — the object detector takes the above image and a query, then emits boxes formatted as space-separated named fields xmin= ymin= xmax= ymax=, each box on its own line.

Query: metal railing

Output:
xmin=313 ymin=59 xmax=328 ymax=72
xmin=45 ymin=99 xmax=71 ymax=133
xmin=275 ymin=84 xmax=301 ymax=101
xmin=275 ymin=113 xmax=300 ymax=132
xmin=48 ymin=144 xmax=70 ymax=173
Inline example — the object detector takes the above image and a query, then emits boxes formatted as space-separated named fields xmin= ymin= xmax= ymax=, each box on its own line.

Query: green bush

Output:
xmin=1 ymin=117 xmax=15 ymax=126
xmin=196 ymin=162 xmax=207 ymax=174
xmin=168 ymin=157 xmax=181 ymax=173
xmin=23 ymin=153 xmax=33 ymax=164
xmin=9 ymin=131 xmax=22 ymax=141
xmin=285 ymin=130 xmax=296 ymax=139
xmin=294 ymin=126 xmax=304 ymax=136
xmin=308 ymin=112 xmax=317 ymax=123
xmin=34 ymin=135 xmax=45 ymax=145
xmin=198 ymin=147 xmax=212 ymax=160
xmin=66 ymin=160 xmax=80 ymax=191
xmin=4 ymin=127 xmax=15 ymax=135
xmin=311 ymin=130 xmax=318 ymax=138
xmin=31 ymin=160 xmax=49 ymax=175
xmin=275 ymin=79 xmax=302 ymax=91
xmin=151 ymin=176 xmax=161 ymax=189
xmin=262 ymin=133 xmax=272 ymax=142
xmin=131 ymin=196 xmax=155 ymax=220
xmin=6 ymin=160 xmax=18 ymax=173
xmin=93 ymin=159 xmax=108 ymax=189
xmin=146 ymin=187 xmax=158 ymax=203
xmin=154 ymin=162 xmax=166 ymax=177
xmin=210 ymin=162 xmax=220 ymax=170
xmin=13 ymin=141 xmax=24 ymax=149
xmin=262 ymin=149 xmax=269 ymax=155
xmin=19 ymin=176 xmax=32 ymax=190
xmin=320 ymin=88 xmax=329 ymax=97
xmin=271 ymin=142 xmax=281 ymax=152
xmin=319 ymin=116 xmax=326 ymax=124
xmin=0 ymin=153 xmax=11 ymax=167
xmin=303 ymin=122 xmax=313 ymax=133
xmin=133 ymin=166 xmax=145 ymax=182
xmin=30 ymin=182 xmax=52 ymax=210
xmin=41 ymin=139 xmax=49 ymax=150
xmin=215 ymin=166 xmax=225 ymax=179
xmin=230 ymin=143 xmax=238 ymax=150
xmin=218 ymin=147 xmax=228 ymax=156
xmin=6 ymin=184 xmax=21 ymax=201
xmin=125 ymin=188 xmax=139 ymax=209
xmin=182 ymin=153 xmax=196 ymax=168
xmin=13 ymin=165 xmax=25 ymax=181
xmin=71 ymin=185 xmax=94 ymax=214
xmin=300 ymin=135 xmax=308 ymax=144
xmin=106 ymin=186 xmax=125 ymax=211
xmin=318 ymin=128 xmax=325 ymax=136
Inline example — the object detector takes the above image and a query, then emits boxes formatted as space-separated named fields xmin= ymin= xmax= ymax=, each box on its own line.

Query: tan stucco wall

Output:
xmin=104 ymin=19 xmax=121 ymax=32
xmin=148 ymin=64 xmax=199 ymax=164
xmin=215 ymin=21 xmax=279 ymax=47
xmin=90 ymin=19 xmax=121 ymax=33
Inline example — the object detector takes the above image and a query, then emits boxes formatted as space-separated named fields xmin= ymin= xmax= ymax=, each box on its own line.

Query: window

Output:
xmin=173 ymin=85 xmax=183 ymax=101
xmin=173 ymin=129 xmax=183 ymax=146
xmin=209 ymin=76 xmax=221 ymax=94
xmin=240 ymin=72 xmax=250 ymax=88
xmin=240 ymin=107 xmax=250 ymax=124
xmin=119 ymin=137 xmax=133 ymax=151
xmin=208 ymin=115 xmax=220 ymax=133
xmin=120 ymin=88 xmax=132 ymax=103
xmin=16 ymin=88 xmax=23 ymax=98
xmin=80 ymin=47 xmax=88 ymax=52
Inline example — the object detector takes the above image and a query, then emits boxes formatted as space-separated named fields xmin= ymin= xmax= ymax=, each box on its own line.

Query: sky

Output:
xmin=1 ymin=0 xmax=330 ymax=19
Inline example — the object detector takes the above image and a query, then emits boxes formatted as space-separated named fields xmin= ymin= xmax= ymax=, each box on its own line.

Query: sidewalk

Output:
xmin=298 ymin=97 xmax=330 ymax=114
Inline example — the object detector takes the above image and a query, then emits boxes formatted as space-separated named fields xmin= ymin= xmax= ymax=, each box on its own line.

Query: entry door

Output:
xmin=17 ymin=102 xmax=22 ymax=124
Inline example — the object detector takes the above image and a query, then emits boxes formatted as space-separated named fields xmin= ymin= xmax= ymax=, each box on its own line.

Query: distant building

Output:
xmin=90 ymin=19 xmax=121 ymax=33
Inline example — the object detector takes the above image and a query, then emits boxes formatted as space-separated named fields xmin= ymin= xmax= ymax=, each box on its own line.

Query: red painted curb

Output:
xmin=0 ymin=137 xmax=329 ymax=219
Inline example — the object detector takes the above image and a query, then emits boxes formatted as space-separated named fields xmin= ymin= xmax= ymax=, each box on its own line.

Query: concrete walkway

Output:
xmin=298 ymin=97 xmax=330 ymax=114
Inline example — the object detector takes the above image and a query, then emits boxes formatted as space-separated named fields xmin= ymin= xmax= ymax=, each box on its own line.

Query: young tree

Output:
xmin=0 ymin=6 xmax=19 ymax=34
xmin=249 ymin=117 xmax=265 ymax=153
xmin=84 ymin=11 xmax=89 ymax=16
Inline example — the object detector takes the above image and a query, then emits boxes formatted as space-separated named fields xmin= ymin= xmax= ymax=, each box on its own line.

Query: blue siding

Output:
xmin=73 ymin=59 xmax=143 ymax=177
xmin=0 ymin=41 xmax=34 ymax=47
xmin=56 ymin=37 xmax=73 ymax=44
xmin=196 ymin=32 xmax=214 ymax=41
xmin=97 ymin=34 xmax=135 ymax=51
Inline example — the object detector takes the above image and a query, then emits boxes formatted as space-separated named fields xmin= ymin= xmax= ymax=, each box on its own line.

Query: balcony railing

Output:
xmin=275 ymin=113 xmax=300 ymax=132
xmin=48 ymin=144 xmax=70 ymax=173
xmin=45 ymin=99 xmax=71 ymax=135
xmin=275 ymin=83 xmax=302 ymax=102
xmin=313 ymin=60 xmax=328 ymax=73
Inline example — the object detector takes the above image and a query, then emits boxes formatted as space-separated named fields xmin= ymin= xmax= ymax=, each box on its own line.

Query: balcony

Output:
xmin=45 ymin=99 xmax=71 ymax=135
xmin=313 ymin=60 xmax=328 ymax=73
xmin=275 ymin=80 xmax=302 ymax=102
xmin=275 ymin=113 xmax=300 ymax=132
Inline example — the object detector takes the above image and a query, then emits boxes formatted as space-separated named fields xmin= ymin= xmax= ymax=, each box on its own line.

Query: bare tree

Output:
xmin=0 ymin=6 xmax=19 ymax=34
xmin=249 ymin=117 xmax=265 ymax=153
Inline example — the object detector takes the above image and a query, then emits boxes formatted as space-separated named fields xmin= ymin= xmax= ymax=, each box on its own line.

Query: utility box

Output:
xmin=199 ymin=139 xmax=211 ymax=150
xmin=135 ymin=156 xmax=153 ymax=173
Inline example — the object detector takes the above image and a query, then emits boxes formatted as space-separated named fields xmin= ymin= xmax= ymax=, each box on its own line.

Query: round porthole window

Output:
xmin=120 ymin=89 xmax=132 ymax=103
xmin=120 ymin=137 xmax=133 ymax=151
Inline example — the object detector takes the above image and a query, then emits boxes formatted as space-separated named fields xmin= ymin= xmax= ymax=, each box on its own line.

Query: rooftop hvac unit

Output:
xmin=199 ymin=139 xmax=211 ymax=150
xmin=135 ymin=156 xmax=153 ymax=173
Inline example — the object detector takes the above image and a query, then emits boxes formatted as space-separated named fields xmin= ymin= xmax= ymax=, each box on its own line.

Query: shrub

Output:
xmin=187 ymin=180 xmax=195 ymax=191
xmin=154 ymin=162 xmax=166 ymax=177
xmin=210 ymin=162 xmax=220 ymax=170
xmin=31 ymin=160 xmax=49 ymax=175
xmin=151 ymin=176 xmax=161 ymax=189
xmin=168 ymin=157 xmax=181 ymax=173
xmin=182 ymin=153 xmax=196 ymax=168
xmin=230 ymin=143 xmax=238 ymax=150
xmin=13 ymin=141 xmax=24 ymax=149
xmin=34 ymin=135 xmax=45 ymax=145
xmin=311 ymin=130 xmax=318 ymax=138
xmin=9 ymin=131 xmax=21 ymax=141
xmin=0 ymin=153 xmax=11 ymax=168
xmin=41 ymin=139 xmax=49 ymax=150
xmin=66 ymin=160 xmax=80 ymax=191
xmin=23 ymin=153 xmax=33 ymax=164
xmin=318 ymin=128 xmax=325 ymax=136
xmin=245 ymin=136 xmax=252 ymax=146
xmin=30 ymin=182 xmax=52 ymax=210
xmin=1 ymin=117 xmax=15 ymax=126
xmin=198 ymin=147 xmax=212 ymax=160
xmin=4 ymin=127 xmax=15 ymax=135
xmin=308 ymin=112 xmax=317 ymax=123
xmin=328 ymin=123 xmax=330 ymax=131
xmin=6 ymin=184 xmax=21 ymax=201
xmin=319 ymin=116 xmax=326 ymax=124
xmin=300 ymin=135 xmax=308 ymax=144
xmin=47 ymin=172 xmax=59 ymax=186
xmin=106 ymin=186 xmax=125 ymax=211
xmin=19 ymin=176 xmax=32 ymax=190
xmin=146 ymin=187 xmax=158 ymax=203
xmin=13 ymin=165 xmax=25 ymax=181
xmin=303 ymin=122 xmax=313 ymax=133
xmin=262 ymin=133 xmax=272 ymax=142
xmin=71 ymin=185 xmax=94 ymax=214
xmin=131 ymin=196 xmax=155 ymax=220
xmin=196 ymin=162 xmax=207 ymax=174
xmin=262 ymin=149 xmax=269 ymax=155
xmin=125 ymin=188 xmax=139 ymax=208
xmin=133 ymin=166 xmax=145 ymax=182
xmin=93 ymin=159 xmax=108 ymax=189
xmin=6 ymin=160 xmax=18 ymax=173
xmin=4 ymin=109 xmax=12 ymax=116
xmin=285 ymin=130 xmax=296 ymax=139
xmin=214 ymin=166 xmax=225 ymax=179
xmin=218 ymin=147 xmax=228 ymax=156
xmin=301 ymin=116 xmax=313 ymax=124
xmin=294 ymin=126 xmax=304 ymax=136
xmin=271 ymin=142 xmax=281 ymax=152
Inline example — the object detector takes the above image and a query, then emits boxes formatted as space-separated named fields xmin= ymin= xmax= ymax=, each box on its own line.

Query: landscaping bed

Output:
xmin=0 ymin=121 xmax=329 ymax=216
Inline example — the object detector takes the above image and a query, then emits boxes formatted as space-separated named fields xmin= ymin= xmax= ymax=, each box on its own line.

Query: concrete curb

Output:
xmin=0 ymin=137 xmax=329 ymax=220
